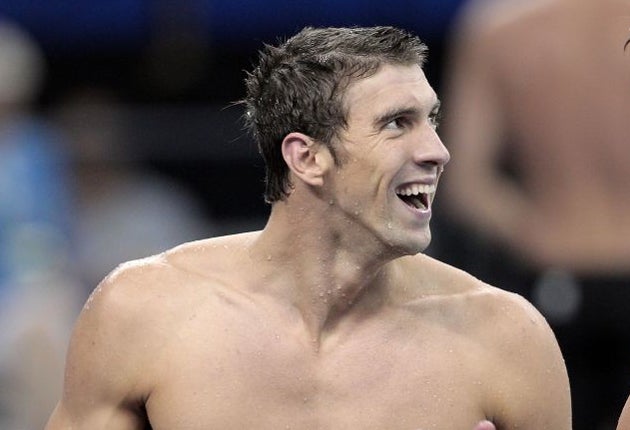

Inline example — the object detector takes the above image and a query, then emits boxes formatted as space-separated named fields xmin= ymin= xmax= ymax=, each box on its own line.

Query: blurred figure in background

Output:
xmin=439 ymin=0 xmax=630 ymax=428
xmin=53 ymin=86 xmax=215 ymax=288
xmin=0 ymin=18 xmax=84 ymax=429
xmin=0 ymin=18 xmax=215 ymax=427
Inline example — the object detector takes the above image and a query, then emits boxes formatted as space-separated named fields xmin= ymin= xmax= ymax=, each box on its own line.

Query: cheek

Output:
xmin=343 ymin=167 xmax=384 ymax=200
xmin=332 ymin=149 xmax=397 ymax=203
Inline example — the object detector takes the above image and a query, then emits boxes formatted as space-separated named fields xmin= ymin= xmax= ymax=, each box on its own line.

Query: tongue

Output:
xmin=401 ymin=195 xmax=427 ymax=210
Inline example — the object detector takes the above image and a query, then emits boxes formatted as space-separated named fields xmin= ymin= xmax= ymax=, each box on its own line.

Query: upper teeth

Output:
xmin=396 ymin=184 xmax=436 ymax=196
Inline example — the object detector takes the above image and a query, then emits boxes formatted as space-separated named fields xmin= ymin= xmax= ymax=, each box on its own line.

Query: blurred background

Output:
xmin=0 ymin=0 xmax=628 ymax=429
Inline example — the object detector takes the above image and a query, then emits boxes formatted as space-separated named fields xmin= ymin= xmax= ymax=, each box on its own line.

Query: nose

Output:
xmin=412 ymin=126 xmax=450 ymax=170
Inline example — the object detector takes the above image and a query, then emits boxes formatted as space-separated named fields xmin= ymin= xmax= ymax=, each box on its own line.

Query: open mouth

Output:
xmin=395 ymin=183 xmax=435 ymax=211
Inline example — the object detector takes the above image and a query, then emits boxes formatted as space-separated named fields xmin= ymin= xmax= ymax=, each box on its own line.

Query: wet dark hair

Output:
xmin=242 ymin=26 xmax=428 ymax=203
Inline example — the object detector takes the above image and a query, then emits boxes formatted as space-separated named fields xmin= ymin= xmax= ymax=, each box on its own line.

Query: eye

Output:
xmin=384 ymin=116 xmax=410 ymax=130
xmin=428 ymin=109 xmax=442 ymax=129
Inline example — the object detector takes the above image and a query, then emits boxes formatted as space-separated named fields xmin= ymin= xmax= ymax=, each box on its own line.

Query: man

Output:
xmin=46 ymin=26 xmax=569 ymax=429
xmin=440 ymin=1 xmax=630 ymax=427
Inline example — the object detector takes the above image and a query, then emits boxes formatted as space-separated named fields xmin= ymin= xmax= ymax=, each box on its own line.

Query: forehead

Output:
xmin=343 ymin=63 xmax=437 ymax=122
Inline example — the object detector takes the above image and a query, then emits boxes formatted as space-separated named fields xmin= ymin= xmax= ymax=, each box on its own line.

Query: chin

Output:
xmin=387 ymin=230 xmax=432 ymax=257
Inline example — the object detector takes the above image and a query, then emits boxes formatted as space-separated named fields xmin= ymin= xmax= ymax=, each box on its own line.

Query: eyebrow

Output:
xmin=373 ymin=99 xmax=441 ymax=128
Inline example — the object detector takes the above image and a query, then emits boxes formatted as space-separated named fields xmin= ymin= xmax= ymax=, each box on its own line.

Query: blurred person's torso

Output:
xmin=486 ymin=0 xmax=630 ymax=272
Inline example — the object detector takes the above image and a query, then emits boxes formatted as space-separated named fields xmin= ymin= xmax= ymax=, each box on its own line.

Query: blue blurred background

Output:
xmin=0 ymin=0 xmax=464 ymax=233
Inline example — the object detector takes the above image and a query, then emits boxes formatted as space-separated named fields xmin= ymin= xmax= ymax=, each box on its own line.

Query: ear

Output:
xmin=281 ymin=132 xmax=333 ymax=187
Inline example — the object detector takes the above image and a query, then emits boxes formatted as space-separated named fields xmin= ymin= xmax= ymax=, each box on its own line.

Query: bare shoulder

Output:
xmin=82 ymin=230 xmax=262 ymax=332
xmin=452 ymin=0 xmax=558 ymax=67
xmin=402 ymin=254 xmax=558 ymax=348
xmin=400 ymin=254 xmax=570 ymax=428
xmin=163 ymin=230 xmax=260 ymax=278
xmin=52 ymin=232 xmax=262 ymax=425
xmin=457 ymin=0 xmax=556 ymax=34
xmin=66 ymin=250 xmax=201 ymax=385
xmin=47 ymin=252 xmax=183 ymax=428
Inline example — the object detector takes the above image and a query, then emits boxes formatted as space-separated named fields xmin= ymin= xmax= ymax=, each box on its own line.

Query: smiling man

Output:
xmin=46 ymin=26 xmax=569 ymax=430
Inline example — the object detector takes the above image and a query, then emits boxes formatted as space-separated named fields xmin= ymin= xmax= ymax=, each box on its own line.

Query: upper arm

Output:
xmin=443 ymin=6 xmax=508 ymax=180
xmin=441 ymin=4 xmax=531 ymax=240
xmin=45 ymin=267 xmax=157 ymax=430
xmin=617 ymin=396 xmax=630 ymax=430
xmin=486 ymin=294 xmax=571 ymax=430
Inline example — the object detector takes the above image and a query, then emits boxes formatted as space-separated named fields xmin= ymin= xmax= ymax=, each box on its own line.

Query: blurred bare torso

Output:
xmin=484 ymin=0 xmax=630 ymax=272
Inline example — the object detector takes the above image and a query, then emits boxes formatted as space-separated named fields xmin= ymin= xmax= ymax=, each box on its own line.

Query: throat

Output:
xmin=304 ymin=268 xmax=388 ymax=335
xmin=303 ymin=281 xmax=387 ymax=352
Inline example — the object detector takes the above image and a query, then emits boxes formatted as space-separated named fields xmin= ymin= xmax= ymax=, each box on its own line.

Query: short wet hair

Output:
xmin=242 ymin=26 xmax=428 ymax=203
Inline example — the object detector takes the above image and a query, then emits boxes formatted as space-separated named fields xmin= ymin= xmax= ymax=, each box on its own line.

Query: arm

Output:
xmin=486 ymin=293 xmax=571 ymax=429
xmin=441 ymin=4 xmax=534 ymax=249
xmin=617 ymin=396 xmax=630 ymax=430
xmin=45 ymin=267 xmax=155 ymax=430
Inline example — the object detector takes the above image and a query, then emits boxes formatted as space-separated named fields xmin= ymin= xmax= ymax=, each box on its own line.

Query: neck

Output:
xmin=248 ymin=199 xmax=400 ymax=344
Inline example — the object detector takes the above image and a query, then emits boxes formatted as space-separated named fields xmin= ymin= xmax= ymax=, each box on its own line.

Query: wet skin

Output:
xmin=46 ymin=64 xmax=570 ymax=430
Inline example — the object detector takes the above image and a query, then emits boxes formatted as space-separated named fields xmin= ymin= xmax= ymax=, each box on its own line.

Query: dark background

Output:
xmin=0 ymin=0 xmax=466 ymax=229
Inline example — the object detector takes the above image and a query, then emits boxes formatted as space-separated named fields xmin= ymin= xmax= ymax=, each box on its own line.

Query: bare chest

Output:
xmin=144 ymin=315 xmax=489 ymax=430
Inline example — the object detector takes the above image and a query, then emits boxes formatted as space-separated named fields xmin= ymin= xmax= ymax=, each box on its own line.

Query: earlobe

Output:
xmin=281 ymin=132 xmax=331 ymax=187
